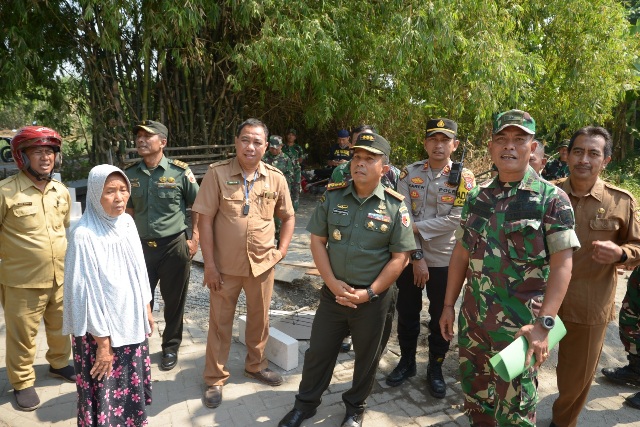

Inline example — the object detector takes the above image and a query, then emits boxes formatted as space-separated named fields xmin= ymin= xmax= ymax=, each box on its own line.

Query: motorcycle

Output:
xmin=0 ymin=137 xmax=12 ymax=162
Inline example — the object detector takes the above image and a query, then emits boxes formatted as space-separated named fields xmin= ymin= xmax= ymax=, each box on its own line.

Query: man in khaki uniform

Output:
xmin=388 ymin=118 xmax=475 ymax=398
xmin=551 ymin=126 xmax=640 ymax=427
xmin=0 ymin=126 xmax=76 ymax=411
xmin=194 ymin=118 xmax=295 ymax=409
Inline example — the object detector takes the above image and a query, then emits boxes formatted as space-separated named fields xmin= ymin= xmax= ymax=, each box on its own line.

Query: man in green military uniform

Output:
xmin=125 ymin=120 xmax=200 ymax=371
xmin=439 ymin=110 xmax=579 ymax=426
xmin=282 ymin=128 xmax=305 ymax=211
xmin=602 ymin=265 xmax=640 ymax=409
xmin=278 ymin=132 xmax=416 ymax=427
xmin=542 ymin=140 xmax=570 ymax=180
xmin=263 ymin=135 xmax=295 ymax=244
xmin=329 ymin=124 xmax=401 ymax=353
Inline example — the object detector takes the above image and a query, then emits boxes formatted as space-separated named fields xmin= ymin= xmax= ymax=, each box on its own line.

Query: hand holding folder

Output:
xmin=489 ymin=316 xmax=566 ymax=382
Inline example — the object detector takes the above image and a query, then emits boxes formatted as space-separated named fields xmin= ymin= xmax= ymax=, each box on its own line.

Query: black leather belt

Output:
xmin=141 ymin=232 xmax=184 ymax=248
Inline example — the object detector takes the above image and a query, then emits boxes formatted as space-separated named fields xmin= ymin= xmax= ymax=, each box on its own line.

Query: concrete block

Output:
xmin=238 ymin=315 xmax=299 ymax=371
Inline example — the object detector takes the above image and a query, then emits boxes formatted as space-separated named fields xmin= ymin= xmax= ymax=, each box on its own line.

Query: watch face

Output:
xmin=543 ymin=317 xmax=555 ymax=329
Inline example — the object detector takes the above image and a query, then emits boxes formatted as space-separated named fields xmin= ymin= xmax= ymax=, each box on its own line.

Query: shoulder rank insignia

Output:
xmin=327 ymin=181 xmax=348 ymax=191
xmin=384 ymin=187 xmax=405 ymax=201
xmin=170 ymin=159 xmax=189 ymax=170
xmin=399 ymin=167 xmax=408 ymax=180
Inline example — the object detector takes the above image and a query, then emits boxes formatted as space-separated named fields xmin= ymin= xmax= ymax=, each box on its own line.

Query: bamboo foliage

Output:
xmin=0 ymin=0 xmax=637 ymax=166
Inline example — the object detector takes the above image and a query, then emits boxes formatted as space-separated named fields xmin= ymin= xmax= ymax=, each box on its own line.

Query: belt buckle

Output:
xmin=147 ymin=241 xmax=158 ymax=248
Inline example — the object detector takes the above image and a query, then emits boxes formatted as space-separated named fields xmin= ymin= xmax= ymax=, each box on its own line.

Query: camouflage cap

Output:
xmin=269 ymin=135 xmax=283 ymax=147
xmin=133 ymin=120 xmax=168 ymax=136
xmin=558 ymin=139 xmax=570 ymax=149
xmin=352 ymin=132 xmax=391 ymax=158
xmin=493 ymin=110 xmax=535 ymax=135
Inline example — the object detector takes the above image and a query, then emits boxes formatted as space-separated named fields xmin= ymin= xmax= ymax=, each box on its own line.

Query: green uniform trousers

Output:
xmin=0 ymin=281 xmax=71 ymax=390
xmin=294 ymin=284 xmax=394 ymax=415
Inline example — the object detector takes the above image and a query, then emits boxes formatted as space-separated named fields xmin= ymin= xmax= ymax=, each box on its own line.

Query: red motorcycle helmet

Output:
xmin=11 ymin=126 xmax=63 ymax=171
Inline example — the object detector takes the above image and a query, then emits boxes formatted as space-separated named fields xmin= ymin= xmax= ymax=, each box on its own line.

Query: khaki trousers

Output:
xmin=203 ymin=269 xmax=274 ymax=386
xmin=0 ymin=282 xmax=71 ymax=390
xmin=552 ymin=321 xmax=608 ymax=427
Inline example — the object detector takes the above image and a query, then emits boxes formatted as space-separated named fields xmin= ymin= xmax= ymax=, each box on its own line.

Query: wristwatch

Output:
xmin=410 ymin=250 xmax=424 ymax=261
xmin=620 ymin=251 xmax=628 ymax=264
xmin=535 ymin=315 xmax=556 ymax=330
xmin=366 ymin=287 xmax=379 ymax=303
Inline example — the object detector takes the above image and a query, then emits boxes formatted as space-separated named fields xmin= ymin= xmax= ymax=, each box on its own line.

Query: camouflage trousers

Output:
xmin=459 ymin=313 xmax=538 ymax=427
xmin=619 ymin=266 xmax=640 ymax=357
xmin=290 ymin=179 xmax=300 ymax=212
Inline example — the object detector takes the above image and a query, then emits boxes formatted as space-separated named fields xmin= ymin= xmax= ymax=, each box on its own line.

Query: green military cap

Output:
xmin=352 ymin=132 xmax=391 ymax=158
xmin=133 ymin=120 xmax=168 ymax=136
xmin=286 ymin=128 xmax=297 ymax=135
xmin=558 ymin=139 xmax=570 ymax=149
xmin=425 ymin=118 xmax=457 ymax=139
xmin=493 ymin=109 xmax=536 ymax=135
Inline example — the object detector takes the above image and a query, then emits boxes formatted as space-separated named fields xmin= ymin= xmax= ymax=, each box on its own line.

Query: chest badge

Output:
xmin=333 ymin=229 xmax=342 ymax=241
xmin=367 ymin=221 xmax=375 ymax=229
xmin=411 ymin=177 xmax=424 ymax=184
xmin=380 ymin=224 xmax=388 ymax=232
xmin=159 ymin=176 xmax=167 ymax=183
xmin=168 ymin=177 xmax=175 ymax=183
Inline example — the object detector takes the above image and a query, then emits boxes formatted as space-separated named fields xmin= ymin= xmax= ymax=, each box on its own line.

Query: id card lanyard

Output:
xmin=243 ymin=169 xmax=259 ymax=215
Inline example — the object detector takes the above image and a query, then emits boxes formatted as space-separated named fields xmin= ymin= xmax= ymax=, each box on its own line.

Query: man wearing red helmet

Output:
xmin=0 ymin=126 xmax=76 ymax=411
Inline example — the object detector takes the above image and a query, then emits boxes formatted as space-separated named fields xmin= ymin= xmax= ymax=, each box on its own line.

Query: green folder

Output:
xmin=489 ymin=316 xmax=566 ymax=382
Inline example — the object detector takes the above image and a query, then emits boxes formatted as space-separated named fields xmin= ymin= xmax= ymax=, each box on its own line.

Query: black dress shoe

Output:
xmin=161 ymin=352 xmax=178 ymax=371
xmin=625 ymin=392 xmax=640 ymax=410
xmin=204 ymin=385 xmax=223 ymax=408
xmin=278 ymin=408 xmax=317 ymax=427
xmin=341 ymin=412 xmax=364 ymax=427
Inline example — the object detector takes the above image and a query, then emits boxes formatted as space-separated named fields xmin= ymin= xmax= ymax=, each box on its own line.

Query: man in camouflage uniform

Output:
xmin=263 ymin=135 xmax=295 ymax=244
xmin=602 ymin=266 xmax=640 ymax=409
xmin=387 ymin=118 xmax=475 ymax=399
xmin=282 ymin=128 xmax=305 ymax=211
xmin=439 ymin=110 xmax=579 ymax=426
xmin=542 ymin=140 xmax=569 ymax=180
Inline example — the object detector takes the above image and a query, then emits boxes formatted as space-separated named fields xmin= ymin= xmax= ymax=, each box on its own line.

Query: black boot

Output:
xmin=602 ymin=354 xmax=640 ymax=386
xmin=427 ymin=353 xmax=446 ymax=398
xmin=625 ymin=392 xmax=640 ymax=409
xmin=386 ymin=355 xmax=416 ymax=387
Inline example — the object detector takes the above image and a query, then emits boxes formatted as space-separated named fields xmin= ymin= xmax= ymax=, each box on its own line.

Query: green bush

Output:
xmin=61 ymin=137 xmax=91 ymax=182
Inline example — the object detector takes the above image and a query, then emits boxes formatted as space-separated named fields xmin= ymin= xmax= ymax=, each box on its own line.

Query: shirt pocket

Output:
xmin=12 ymin=205 xmax=40 ymax=230
xmin=56 ymin=198 xmax=69 ymax=216
xmin=222 ymin=190 xmax=244 ymax=216
xmin=258 ymin=196 xmax=277 ymax=220
xmin=131 ymin=187 xmax=144 ymax=200
xmin=462 ymin=214 xmax=488 ymax=254
xmin=359 ymin=217 xmax=392 ymax=250
xmin=503 ymin=219 xmax=547 ymax=262
xmin=328 ymin=211 xmax=351 ymax=245
xmin=589 ymin=218 xmax=619 ymax=238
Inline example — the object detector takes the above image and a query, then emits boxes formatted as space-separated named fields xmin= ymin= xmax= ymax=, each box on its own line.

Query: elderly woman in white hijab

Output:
xmin=63 ymin=164 xmax=154 ymax=427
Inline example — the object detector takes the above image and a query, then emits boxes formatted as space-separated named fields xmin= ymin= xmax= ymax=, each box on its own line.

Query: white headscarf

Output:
xmin=63 ymin=164 xmax=152 ymax=347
